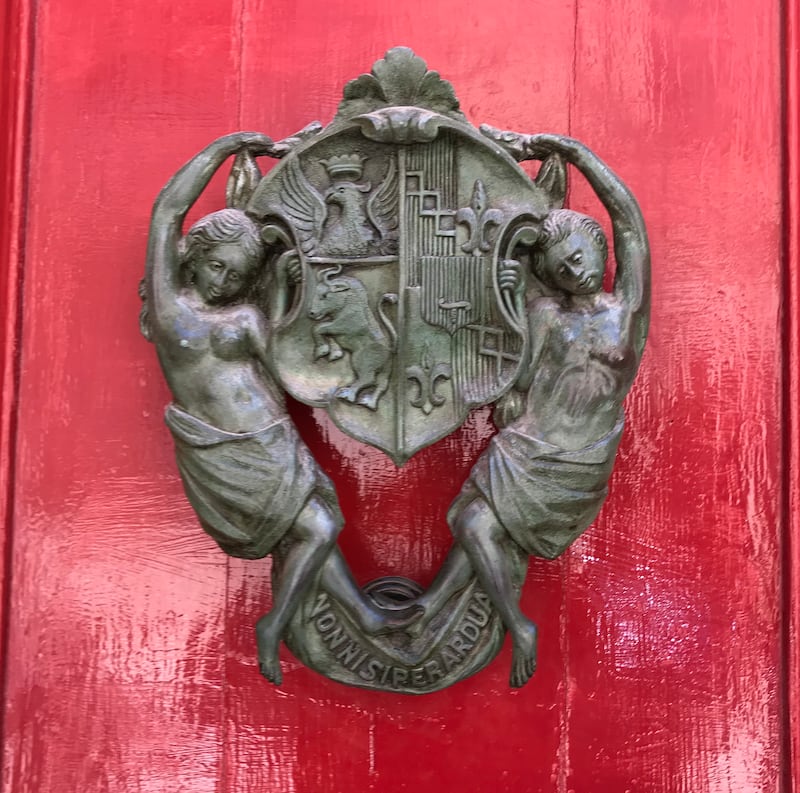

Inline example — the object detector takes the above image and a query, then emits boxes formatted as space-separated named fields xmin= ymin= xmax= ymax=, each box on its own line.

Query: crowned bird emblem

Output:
xmin=279 ymin=153 xmax=398 ymax=257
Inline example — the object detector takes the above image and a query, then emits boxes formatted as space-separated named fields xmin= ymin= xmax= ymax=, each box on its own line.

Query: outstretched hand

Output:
xmin=479 ymin=123 xmax=527 ymax=160
xmin=286 ymin=254 xmax=302 ymax=285
xmin=268 ymin=122 xmax=324 ymax=159
xmin=479 ymin=125 xmax=572 ymax=163
xmin=230 ymin=132 xmax=276 ymax=157
xmin=520 ymin=133 xmax=567 ymax=161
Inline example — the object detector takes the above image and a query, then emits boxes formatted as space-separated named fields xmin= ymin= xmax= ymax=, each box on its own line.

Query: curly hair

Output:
xmin=181 ymin=208 xmax=264 ymax=280
xmin=140 ymin=209 xmax=264 ymax=342
xmin=533 ymin=209 xmax=608 ymax=287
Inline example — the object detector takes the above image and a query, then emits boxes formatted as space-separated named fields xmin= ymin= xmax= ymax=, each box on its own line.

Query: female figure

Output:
xmin=144 ymin=133 xmax=401 ymax=685
xmin=415 ymin=134 xmax=650 ymax=688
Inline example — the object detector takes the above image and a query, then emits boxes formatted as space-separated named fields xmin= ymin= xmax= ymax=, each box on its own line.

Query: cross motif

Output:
xmin=406 ymin=171 xmax=456 ymax=237
xmin=468 ymin=324 xmax=521 ymax=379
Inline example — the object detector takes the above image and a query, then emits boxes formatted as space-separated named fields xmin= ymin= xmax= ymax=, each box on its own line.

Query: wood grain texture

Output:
xmin=565 ymin=2 xmax=783 ymax=791
xmin=2 ymin=1 xmax=241 ymax=790
xmin=0 ymin=0 xmax=33 ymax=717
xmin=784 ymin=0 xmax=800 ymax=788
xmin=0 ymin=0 xmax=790 ymax=791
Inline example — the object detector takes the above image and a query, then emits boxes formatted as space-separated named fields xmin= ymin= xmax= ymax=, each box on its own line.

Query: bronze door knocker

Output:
xmin=140 ymin=47 xmax=650 ymax=693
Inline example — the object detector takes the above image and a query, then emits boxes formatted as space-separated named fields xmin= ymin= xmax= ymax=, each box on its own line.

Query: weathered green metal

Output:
xmin=142 ymin=47 xmax=650 ymax=692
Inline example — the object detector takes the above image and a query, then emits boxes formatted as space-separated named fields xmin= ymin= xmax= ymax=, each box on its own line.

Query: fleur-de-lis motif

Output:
xmin=406 ymin=343 xmax=452 ymax=415
xmin=456 ymin=180 xmax=503 ymax=256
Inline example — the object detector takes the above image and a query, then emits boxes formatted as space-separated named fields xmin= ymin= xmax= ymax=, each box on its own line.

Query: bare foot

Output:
xmin=255 ymin=616 xmax=283 ymax=686
xmin=509 ymin=621 xmax=538 ymax=688
xmin=406 ymin=581 xmax=470 ymax=637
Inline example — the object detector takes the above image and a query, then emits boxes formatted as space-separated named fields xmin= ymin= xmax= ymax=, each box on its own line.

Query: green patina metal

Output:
xmin=141 ymin=47 xmax=650 ymax=693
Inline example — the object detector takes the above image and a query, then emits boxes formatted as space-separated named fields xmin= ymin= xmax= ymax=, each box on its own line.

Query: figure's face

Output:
xmin=542 ymin=230 xmax=605 ymax=295
xmin=192 ymin=243 xmax=255 ymax=304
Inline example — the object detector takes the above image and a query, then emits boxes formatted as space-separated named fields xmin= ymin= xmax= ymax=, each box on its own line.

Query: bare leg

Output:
xmin=412 ymin=542 xmax=473 ymax=631
xmin=454 ymin=498 xmax=537 ymax=688
xmin=255 ymin=496 xmax=338 ymax=685
xmin=320 ymin=547 xmax=421 ymax=633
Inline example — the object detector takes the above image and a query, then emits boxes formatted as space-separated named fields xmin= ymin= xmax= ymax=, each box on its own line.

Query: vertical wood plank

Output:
xmin=784 ymin=0 xmax=800 ymax=789
xmin=2 ymin=1 xmax=243 ymax=790
xmin=566 ymin=1 xmax=783 ymax=790
xmin=0 ymin=0 xmax=33 ymax=717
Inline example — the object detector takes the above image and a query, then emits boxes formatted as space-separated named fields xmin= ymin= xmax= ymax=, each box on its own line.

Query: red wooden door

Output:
xmin=1 ymin=1 xmax=796 ymax=791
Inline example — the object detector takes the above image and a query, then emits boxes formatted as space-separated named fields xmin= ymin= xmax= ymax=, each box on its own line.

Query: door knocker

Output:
xmin=140 ymin=47 xmax=650 ymax=693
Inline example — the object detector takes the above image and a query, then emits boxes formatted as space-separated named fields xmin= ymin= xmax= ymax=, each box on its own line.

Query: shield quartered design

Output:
xmin=248 ymin=112 xmax=554 ymax=464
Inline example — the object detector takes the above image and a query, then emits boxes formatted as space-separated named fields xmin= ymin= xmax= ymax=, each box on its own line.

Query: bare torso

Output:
xmin=155 ymin=292 xmax=285 ymax=432
xmin=515 ymin=293 xmax=637 ymax=450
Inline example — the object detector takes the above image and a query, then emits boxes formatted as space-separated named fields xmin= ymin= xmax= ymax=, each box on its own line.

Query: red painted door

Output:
xmin=1 ymin=1 xmax=795 ymax=791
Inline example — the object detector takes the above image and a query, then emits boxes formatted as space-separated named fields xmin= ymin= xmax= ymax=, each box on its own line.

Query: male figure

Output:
xmin=415 ymin=134 xmax=650 ymax=687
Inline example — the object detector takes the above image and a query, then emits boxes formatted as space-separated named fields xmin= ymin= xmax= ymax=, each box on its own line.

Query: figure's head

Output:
xmin=182 ymin=209 xmax=264 ymax=304
xmin=533 ymin=209 xmax=608 ymax=295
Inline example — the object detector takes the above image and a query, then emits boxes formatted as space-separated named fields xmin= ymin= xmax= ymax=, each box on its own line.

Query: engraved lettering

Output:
xmin=424 ymin=659 xmax=445 ymax=682
xmin=336 ymin=640 xmax=362 ymax=667
xmin=465 ymin=601 xmax=490 ymax=627
xmin=358 ymin=657 xmax=385 ymax=682
xmin=460 ymin=621 xmax=480 ymax=643
xmin=410 ymin=667 xmax=427 ymax=687
xmin=322 ymin=625 xmax=349 ymax=651
xmin=316 ymin=612 xmax=336 ymax=633
xmin=449 ymin=635 xmax=473 ymax=655
xmin=441 ymin=647 xmax=462 ymax=672
xmin=391 ymin=667 xmax=409 ymax=688
xmin=350 ymin=650 xmax=370 ymax=672
xmin=309 ymin=592 xmax=330 ymax=619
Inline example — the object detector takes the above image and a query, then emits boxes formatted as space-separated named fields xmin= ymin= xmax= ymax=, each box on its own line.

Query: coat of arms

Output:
xmin=245 ymin=59 xmax=564 ymax=462
xmin=142 ymin=47 xmax=650 ymax=693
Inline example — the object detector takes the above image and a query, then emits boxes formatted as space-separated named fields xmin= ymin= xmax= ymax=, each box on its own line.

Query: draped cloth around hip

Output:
xmin=165 ymin=404 xmax=342 ymax=559
xmin=448 ymin=419 xmax=624 ymax=559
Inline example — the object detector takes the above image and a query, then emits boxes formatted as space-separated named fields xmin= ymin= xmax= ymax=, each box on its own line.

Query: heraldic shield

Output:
xmin=247 ymin=76 xmax=560 ymax=463
xmin=143 ymin=46 xmax=650 ymax=692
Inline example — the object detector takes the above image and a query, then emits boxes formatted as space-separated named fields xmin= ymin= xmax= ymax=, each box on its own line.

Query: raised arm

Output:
xmin=528 ymin=135 xmax=650 ymax=356
xmin=481 ymin=127 xmax=651 ymax=358
xmin=145 ymin=132 xmax=274 ymax=334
